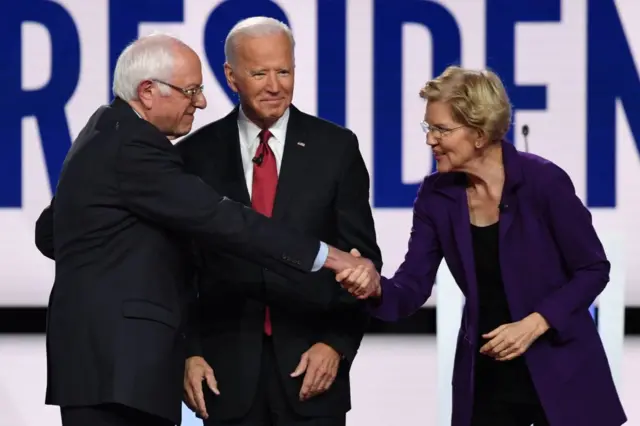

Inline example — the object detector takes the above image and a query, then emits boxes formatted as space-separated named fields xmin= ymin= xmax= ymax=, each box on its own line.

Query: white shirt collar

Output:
xmin=237 ymin=106 xmax=290 ymax=147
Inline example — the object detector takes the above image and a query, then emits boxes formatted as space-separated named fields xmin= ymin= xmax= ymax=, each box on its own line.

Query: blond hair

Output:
xmin=420 ymin=66 xmax=512 ymax=143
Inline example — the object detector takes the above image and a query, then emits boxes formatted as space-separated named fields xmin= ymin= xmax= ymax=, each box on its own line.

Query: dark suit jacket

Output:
xmin=34 ymin=98 xmax=325 ymax=425
xmin=176 ymin=105 xmax=382 ymax=421
xmin=369 ymin=141 xmax=626 ymax=426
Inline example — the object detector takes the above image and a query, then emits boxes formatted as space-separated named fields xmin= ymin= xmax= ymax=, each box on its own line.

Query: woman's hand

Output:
xmin=479 ymin=313 xmax=550 ymax=361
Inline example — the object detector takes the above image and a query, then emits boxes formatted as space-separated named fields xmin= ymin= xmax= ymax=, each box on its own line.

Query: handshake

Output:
xmin=324 ymin=246 xmax=381 ymax=299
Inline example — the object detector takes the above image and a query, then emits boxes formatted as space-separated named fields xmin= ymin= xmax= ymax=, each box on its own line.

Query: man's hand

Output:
xmin=324 ymin=246 xmax=376 ymax=276
xmin=290 ymin=343 xmax=341 ymax=401
xmin=479 ymin=313 xmax=550 ymax=361
xmin=333 ymin=249 xmax=381 ymax=299
xmin=184 ymin=356 xmax=220 ymax=419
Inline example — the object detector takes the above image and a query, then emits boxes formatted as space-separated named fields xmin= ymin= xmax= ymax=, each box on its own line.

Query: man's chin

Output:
xmin=177 ymin=125 xmax=193 ymax=136
xmin=166 ymin=127 xmax=192 ymax=142
xmin=261 ymin=109 xmax=283 ymax=118
xmin=261 ymin=103 xmax=289 ymax=116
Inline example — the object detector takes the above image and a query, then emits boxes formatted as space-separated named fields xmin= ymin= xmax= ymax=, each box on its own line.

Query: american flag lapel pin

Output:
xmin=297 ymin=141 xmax=305 ymax=147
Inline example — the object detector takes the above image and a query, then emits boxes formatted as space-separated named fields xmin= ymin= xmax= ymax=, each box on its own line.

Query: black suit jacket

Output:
xmin=176 ymin=105 xmax=382 ymax=420
xmin=33 ymin=98 xmax=324 ymax=425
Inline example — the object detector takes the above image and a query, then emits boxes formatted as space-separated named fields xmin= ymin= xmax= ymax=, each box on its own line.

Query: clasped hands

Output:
xmin=325 ymin=246 xmax=381 ymax=299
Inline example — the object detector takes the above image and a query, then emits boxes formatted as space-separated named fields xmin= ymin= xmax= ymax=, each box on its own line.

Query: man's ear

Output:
xmin=137 ymin=80 xmax=155 ymax=108
xmin=224 ymin=63 xmax=238 ymax=93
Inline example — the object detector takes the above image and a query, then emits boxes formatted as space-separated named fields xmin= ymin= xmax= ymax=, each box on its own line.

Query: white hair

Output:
xmin=224 ymin=17 xmax=295 ymax=66
xmin=112 ymin=33 xmax=184 ymax=101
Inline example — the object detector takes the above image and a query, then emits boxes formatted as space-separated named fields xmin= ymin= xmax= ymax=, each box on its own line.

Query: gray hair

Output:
xmin=112 ymin=33 xmax=184 ymax=101
xmin=224 ymin=17 xmax=295 ymax=66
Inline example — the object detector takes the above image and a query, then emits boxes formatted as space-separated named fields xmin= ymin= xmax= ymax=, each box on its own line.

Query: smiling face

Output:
xmin=424 ymin=101 xmax=483 ymax=173
xmin=224 ymin=31 xmax=294 ymax=128
xmin=419 ymin=66 xmax=513 ymax=174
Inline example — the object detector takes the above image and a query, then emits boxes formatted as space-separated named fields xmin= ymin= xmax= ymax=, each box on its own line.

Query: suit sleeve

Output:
xmin=534 ymin=165 xmax=610 ymax=338
xmin=368 ymin=178 xmax=443 ymax=322
xmin=175 ymin=141 xmax=205 ymax=358
xmin=182 ymin=240 xmax=205 ymax=358
xmin=319 ymin=133 xmax=382 ymax=364
xmin=115 ymin=133 xmax=322 ymax=278
xmin=185 ymin=290 xmax=205 ymax=358
xmin=35 ymin=198 xmax=55 ymax=260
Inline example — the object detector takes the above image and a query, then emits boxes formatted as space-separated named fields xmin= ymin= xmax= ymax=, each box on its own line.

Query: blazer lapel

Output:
xmin=445 ymin=142 xmax=524 ymax=284
xmin=215 ymin=108 xmax=251 ymax=206
xmin=272 ymin=106 xmax=310 ymax=220
xmin=452 ymin=187 xmax=478 ymax=297
xmin=431 ymin=143 xmax=524 ymax=337
xmin=498 ymin=141 xmax=524 ymax=240
xmin=498 ymin=194 xmax=517 ymax=241
xmin=435 ymin=175 xmax=478 ymax=298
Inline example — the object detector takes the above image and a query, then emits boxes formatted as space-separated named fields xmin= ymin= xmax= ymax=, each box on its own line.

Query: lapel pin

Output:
xmin=297 ymin=141 xmax=305 ymax=147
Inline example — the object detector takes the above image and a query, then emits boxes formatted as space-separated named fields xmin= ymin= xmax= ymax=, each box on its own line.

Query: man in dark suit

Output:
xmin=33 ymin=34 xmax=375 ymax=426
xmin=178 ymin=17 xmax=382 ymax=426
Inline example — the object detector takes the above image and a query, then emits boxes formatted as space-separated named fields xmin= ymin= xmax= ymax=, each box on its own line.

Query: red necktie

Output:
xmin=251 ymin=129 xmax=277 ymax=335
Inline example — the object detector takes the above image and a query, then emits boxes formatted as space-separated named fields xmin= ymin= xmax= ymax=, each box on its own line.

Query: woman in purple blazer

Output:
xmin=340 ymin=66 xmax=626 ymax=426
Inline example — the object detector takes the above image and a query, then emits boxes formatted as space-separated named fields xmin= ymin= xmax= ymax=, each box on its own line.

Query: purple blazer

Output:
xmin=370 ymin=142 xmax=626 ymax=426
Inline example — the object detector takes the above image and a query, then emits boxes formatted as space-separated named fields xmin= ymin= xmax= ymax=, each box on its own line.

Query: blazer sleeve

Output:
xmin=183 ymin=241 xmax=205 ymax=358
xmin=184 ymin=289 xmax=205 ymax=358
xmin=319 ymin=133 xmax=382 ymax=364
xmin=35 ymin=198 xmax=55 ymax=260
xmin=534 ymin=165 xmax=610 ymax=338
xmin=115 ymin=132 xmax=322 ymax=278
xmin=368 ymin=178 xmax=444 ymax=322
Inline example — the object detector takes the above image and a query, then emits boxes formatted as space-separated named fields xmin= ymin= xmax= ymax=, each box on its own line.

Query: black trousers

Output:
xmin=60 ymin=403 xmax=174 ymax=426
xmin=204 ymin=337 xmax=345 ymax=426
xmin=471 ymin=400 xmax=549 ymax=426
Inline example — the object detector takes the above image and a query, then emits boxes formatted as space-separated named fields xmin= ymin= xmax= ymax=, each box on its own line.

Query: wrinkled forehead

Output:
xmin=234 ymin=33 xmax=294 ymax=68
xmin=170 ymin=46 xmax=203 ymax=86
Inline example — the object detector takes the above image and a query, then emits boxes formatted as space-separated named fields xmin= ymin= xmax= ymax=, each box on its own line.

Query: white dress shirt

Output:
xmin=132 ymin=102 xmax=326 ymax=270
xmin=235 ymin=106 xmax=328 ymax=270
xmin=237 ymin=106 xmax=290 ymax=197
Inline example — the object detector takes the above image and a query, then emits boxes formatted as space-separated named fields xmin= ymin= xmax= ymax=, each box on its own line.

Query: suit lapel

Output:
xmin=215 ymin=108 xmax=252 ymax=206
xmin=451 ymin=183 xmax=478 ymax=299
xmin=272 ymin=106 xmax=310 ymax=220
xmin=438 ymin=142 xmax=524 ymax=270
xmin=432 ymin=174 xmax=478 ymax=338
xmin=431 ymin=143 xmax=524 ymax=338
xmin=498 ymin=193 xmax=517 ymax=241
xmin=434 ymin=175 xmax=478 ymax=295
xmin=498 ymin=141 xmax=524 ymax=241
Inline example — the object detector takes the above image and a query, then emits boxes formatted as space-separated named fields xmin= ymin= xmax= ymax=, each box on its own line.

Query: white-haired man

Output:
xmin=178 ymin=17 xmax=381 ymax=426
xmin=34 ymin=34 xmax=378 ymax=426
